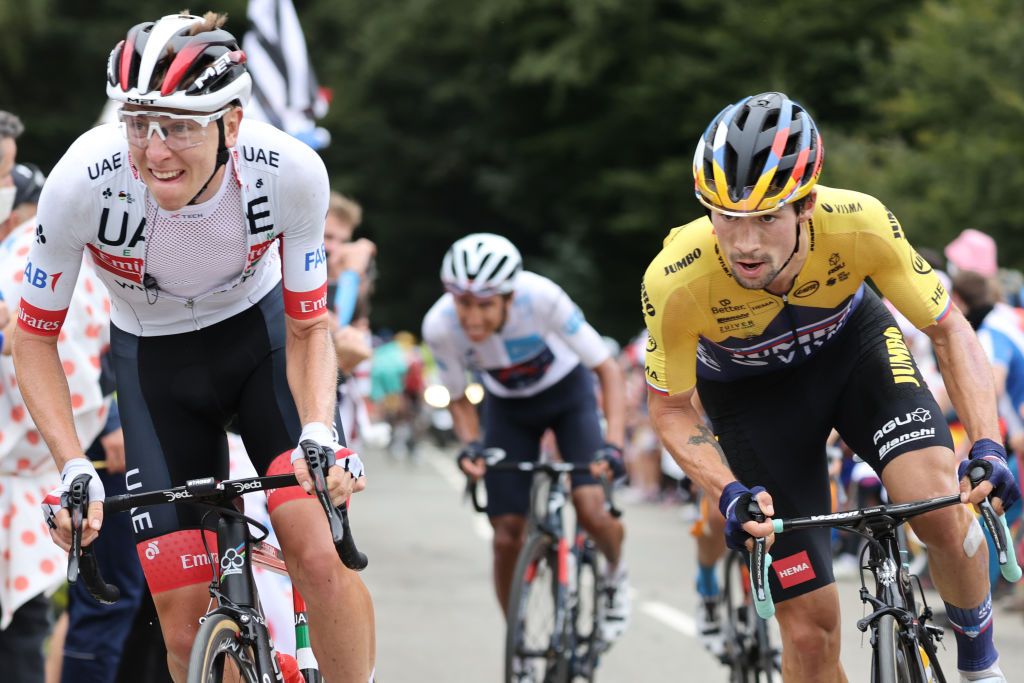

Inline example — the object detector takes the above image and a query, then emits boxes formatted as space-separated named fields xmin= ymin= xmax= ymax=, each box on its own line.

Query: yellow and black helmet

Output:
xmin=693 ymin=92 xmax=823 ymax=216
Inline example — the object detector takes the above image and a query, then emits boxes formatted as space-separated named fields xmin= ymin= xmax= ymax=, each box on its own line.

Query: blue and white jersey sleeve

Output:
xmin=533 ymin=274 xmax=610 ymax=369
xmin=422 ymin=295 xmax=469 ymax=396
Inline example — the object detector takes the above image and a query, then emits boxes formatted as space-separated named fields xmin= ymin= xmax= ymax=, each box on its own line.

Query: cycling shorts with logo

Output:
xmin=111 ymin=284 xmax=344 ymax=593
xmin=697 ymin=287 xmax=952 ymax=603
xmin=482 ymin=363 xmax=603 ymax=517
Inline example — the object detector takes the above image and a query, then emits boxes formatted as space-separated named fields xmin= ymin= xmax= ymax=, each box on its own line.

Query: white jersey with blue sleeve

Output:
xmin=421 ymin=271 xmax=610 ymax=399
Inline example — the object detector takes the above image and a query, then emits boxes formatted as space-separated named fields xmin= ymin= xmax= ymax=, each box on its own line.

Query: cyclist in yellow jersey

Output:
xmin=643 ymin=92 xmax=1018 ymax=683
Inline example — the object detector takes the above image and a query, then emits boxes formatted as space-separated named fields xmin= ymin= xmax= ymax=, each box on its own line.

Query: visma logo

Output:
xmin=144 ymin=541 xmax=160 ymax=560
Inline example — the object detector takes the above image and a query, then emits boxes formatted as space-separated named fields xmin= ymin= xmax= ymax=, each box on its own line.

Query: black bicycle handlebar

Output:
xmin=748 ymin=488 xmax=1021 ymax=618
xmin=461 ymin=449 xmax=622 ymax=518
xmin=67 ymin=444 xmax=368 ymax=603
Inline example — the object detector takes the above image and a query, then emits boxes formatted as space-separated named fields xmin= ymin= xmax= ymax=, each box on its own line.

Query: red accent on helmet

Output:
xmin=119 ymin=36 xmax=135 ymax=91
xmin=160 ymin=42 xmax=210 ymax=96
xmin=789 ymin=146 xmax=811 ymax=191
xmin=226 ymin=49 xmax=247 ymax=66
xmin=769 ymin=125 xmax=790 ymax=161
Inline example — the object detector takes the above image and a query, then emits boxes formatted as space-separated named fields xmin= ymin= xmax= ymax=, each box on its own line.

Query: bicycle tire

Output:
xmin=505 ymin=533 xmax=570 ymax=683
xmin=573 ymin=540 xmax=604 ymax=682
xmin=872 ymin=614 xmax=913 ymax=683
xmin=187 ymin=613 xmax=261 ymax=683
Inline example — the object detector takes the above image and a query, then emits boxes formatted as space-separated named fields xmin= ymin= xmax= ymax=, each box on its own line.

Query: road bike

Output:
xmin=65 ymin=441 xmax=368 ymax=683
xmin=746 ymin=468 xmax=1020 ymax=683
xmin=465 ymin=450 xmax=622 ymax=683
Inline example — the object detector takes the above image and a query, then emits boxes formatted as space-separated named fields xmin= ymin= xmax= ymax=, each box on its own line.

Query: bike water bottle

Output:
xmin=276 ymin=652 xmax=306 ymax=683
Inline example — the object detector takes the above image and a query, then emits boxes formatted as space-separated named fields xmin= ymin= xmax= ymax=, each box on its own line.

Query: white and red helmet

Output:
xmin=106 ymin=13 xmax=252 ymax=112
xmin=441 ymin=233 xmax=522 ymax=296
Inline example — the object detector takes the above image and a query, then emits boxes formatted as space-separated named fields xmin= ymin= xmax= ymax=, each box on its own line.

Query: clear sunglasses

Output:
xmin=117 ymin=108 xmax=230 ymax=151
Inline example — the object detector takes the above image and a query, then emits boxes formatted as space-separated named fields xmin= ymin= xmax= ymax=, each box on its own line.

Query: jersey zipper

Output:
xmin=185 ymin=297 xmax=199 ymax=330
xmin=780 ymin=294 xmax=807 ymax=359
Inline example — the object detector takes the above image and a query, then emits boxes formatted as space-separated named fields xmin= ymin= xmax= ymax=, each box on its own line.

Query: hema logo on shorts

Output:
xmin=874 ymin=408 xmax=934 ymax=458
xmin=773 ymin=550 xmax=816 ymax=589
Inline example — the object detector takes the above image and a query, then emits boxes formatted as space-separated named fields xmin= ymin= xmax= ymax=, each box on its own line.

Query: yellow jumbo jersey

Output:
xmin=642 ymin=186 xmax=950 ymax=395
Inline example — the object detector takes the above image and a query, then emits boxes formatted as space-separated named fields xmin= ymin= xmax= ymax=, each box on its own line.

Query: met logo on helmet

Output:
xmin=191 ymin=50 xmax=246 ymax=92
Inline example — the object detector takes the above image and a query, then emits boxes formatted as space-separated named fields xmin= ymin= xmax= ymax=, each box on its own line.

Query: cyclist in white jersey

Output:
xmin=422 ymin=233 xmax=632 ymax=643
xmin=13 ymin=13 xmax=375 ymax=682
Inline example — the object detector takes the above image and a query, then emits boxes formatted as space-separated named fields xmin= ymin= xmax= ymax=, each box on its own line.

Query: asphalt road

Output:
xmin=352 ymin=444 xmax=1024 ymax=682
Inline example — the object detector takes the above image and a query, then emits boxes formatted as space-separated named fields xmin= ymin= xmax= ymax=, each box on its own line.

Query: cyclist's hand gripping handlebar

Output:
xmin=302 ymin=440 xmax=369 ymax=572
xmin=66 ymin=474 xmax=121 ymax=604
xmin=463 ymin=448 xmax=505 ymax=513
xmin=968 ymin=461 xmax=1022 ymax=582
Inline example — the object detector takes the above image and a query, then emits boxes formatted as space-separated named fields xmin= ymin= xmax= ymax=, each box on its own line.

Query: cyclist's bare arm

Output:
xmin=449 ymin=394 xmax=481 ymax=444
xmin=286 ymin=313 xmax=363 ymax=499
xmin=592 ymin=356 xmax=626 ymax=447
xmin=926 ymin=309 xmax=1000 ymax=445
xmin=648 ymin=387 xmax=736 ymax=506
xmin=924 ymin=308 xmax=1001 ymax=504
xmin=449 ymin=395 xmax=486 ymax=478
xmin=12 ymin=327 xmax=101 ymax=546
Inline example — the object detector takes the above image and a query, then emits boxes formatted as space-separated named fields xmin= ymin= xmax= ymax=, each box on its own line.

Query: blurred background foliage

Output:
xmin=0 ymin=0 xmax=1021 ymax=340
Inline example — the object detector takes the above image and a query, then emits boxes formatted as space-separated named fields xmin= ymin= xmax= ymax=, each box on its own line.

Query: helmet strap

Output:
xmin=187 ymin=118 xmax=229 ymax=206
xmin=764 ymin=221 xmax=802 ymax=295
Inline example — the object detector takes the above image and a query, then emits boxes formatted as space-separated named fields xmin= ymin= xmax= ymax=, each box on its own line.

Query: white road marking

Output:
xmin=640 ymin=601 xmax=697 ymax=637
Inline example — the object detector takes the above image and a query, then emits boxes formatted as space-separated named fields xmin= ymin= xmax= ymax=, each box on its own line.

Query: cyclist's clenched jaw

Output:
xmin=711 ymin=198 xmax=814 ymax=292
xmin=123 ymin=105 xmax=243 ymax=212
xmin=452 ymin=292 xmax=511 ymax=342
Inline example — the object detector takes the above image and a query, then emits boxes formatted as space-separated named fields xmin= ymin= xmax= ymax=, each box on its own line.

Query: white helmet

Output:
xmin=441 ymin=233 xmax=522 ymax=296
xmin=106 ymin=13 xmax=252 ymax=112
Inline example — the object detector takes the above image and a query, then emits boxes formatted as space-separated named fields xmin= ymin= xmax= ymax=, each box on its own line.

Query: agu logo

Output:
xmin=773 ymin=550 xmax=816 ymax=589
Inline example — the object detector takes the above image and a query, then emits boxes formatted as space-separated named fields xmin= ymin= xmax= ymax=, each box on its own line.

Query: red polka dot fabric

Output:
xmin=0 ymin=221 xmax=111 ymax=628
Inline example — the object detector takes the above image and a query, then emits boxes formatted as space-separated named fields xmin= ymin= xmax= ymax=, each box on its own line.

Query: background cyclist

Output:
xmin=422 ymin=233 xmax=631 ymax=645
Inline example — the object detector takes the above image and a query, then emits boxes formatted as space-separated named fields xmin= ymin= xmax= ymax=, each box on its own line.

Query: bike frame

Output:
xmin=466 ymin=455 xmax=621 ymax=680
xmin=749 ymin=491 xmax=1021 ymax=682
xmin=65 ymin=443 xmax=368 ymax=682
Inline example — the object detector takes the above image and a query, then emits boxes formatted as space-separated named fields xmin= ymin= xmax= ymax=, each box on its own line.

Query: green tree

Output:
xmin=826 ymin=0 xmax=1024 ymax=267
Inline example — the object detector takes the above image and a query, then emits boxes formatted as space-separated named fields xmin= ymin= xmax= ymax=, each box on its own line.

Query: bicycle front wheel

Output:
xmin=872 ymin=614 xmax=913 ymax=683
xmin=505 ymin=533 xmax=569 ymax=683
xmin=187 ymin=613 xmax=261 ymax=683
xmin=723 ymin=551 xmax=778 ymax=682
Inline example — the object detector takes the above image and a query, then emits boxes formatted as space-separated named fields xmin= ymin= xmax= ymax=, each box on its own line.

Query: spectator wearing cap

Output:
xmin=946 ymin=228 xmax=998 ymax=278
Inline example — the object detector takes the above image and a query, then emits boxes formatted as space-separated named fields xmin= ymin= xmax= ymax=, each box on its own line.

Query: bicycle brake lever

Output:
xmin=65 ymin=474 xmax=91 ymax=583
xmin=968 ymin=463 xmax=1022 ymax=582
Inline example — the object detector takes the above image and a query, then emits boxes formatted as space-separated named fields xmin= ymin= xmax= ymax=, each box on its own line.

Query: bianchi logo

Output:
xmin=874 ymin=408 xmax=934 ymax=458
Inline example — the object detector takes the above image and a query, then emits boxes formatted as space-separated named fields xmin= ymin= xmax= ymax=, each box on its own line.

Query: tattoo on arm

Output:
xmin=688 ymin=424 xmax=728 ymax=465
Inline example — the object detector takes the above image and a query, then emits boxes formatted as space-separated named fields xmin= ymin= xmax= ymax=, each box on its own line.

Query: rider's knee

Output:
xmin=491 ymin=520 xmax=525 ymax=558
xmin=784 ymin=618 xmax=840 ymax=661
xmin=573 ymin=490 xmax=613 ymax=532
xmin=911 ymin=506 xmax=972 ymax=551
xmin=287 ymin=538 xmax=347 ymax=588
xmin=162 ymin=619 xmax=198 ymax=666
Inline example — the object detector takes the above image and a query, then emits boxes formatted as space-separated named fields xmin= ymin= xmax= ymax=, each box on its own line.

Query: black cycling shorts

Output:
xmin=110 ymin=284 xmax=344 ymax=592
xmin=697 ymin=287 xmax=952 ymax=603
xmin=482 ymin=364 xmax=603 ymax=517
